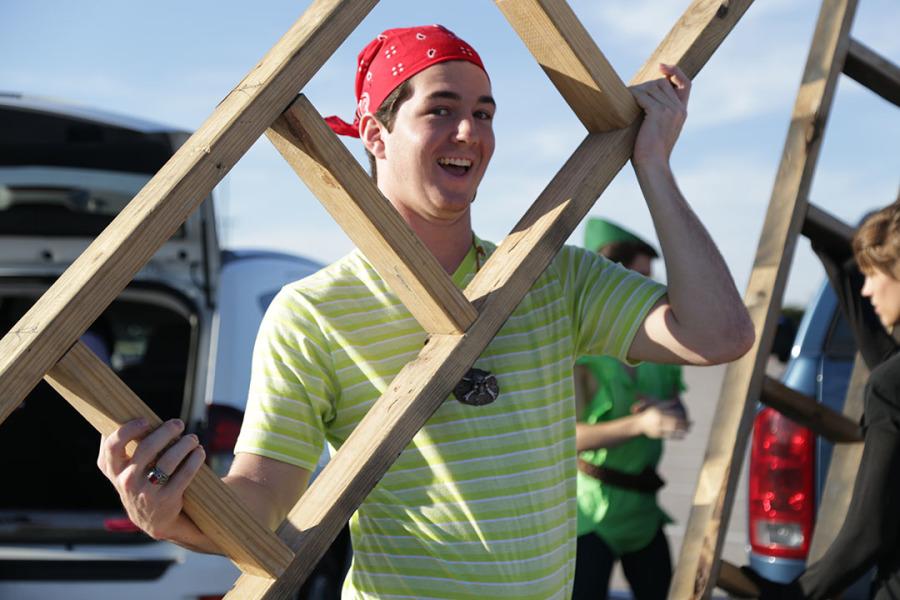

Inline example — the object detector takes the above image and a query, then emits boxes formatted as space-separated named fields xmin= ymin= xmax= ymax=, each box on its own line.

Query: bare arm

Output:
xmin=575 ymin=402 xmax=689 ymax=452
xmin=573 ymin=364 xmax=690 ymax=452
xmin=626 ymin=65 xmax=754 ymax=366
xmin=98 ymin=419 xmax=309 ymax=555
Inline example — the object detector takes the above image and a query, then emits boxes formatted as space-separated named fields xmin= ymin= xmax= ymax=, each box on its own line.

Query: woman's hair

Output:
xmin=853 ymin=200 xmax=900 ymax=279
xmin=366 ymin=80 xmax=412 ymax=182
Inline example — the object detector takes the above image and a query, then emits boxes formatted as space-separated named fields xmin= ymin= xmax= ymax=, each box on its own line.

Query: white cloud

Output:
xmin=578 ymin=0 xmax=684 ymax=45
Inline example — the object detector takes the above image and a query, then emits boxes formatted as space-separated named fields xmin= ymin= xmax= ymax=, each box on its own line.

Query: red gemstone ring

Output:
xmin=146 ymin=466 xmax=170 ymax=486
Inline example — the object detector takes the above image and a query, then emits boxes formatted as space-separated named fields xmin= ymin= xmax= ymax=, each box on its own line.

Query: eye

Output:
xmin=430 ymin=107 xmax=450 ymax=117
xmin=474 ymin=109 xmax=494 ymax=121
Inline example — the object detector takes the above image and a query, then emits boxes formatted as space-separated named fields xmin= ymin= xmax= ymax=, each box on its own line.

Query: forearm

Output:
xmin=161 ymin=513 xmax=222 ymax=554
xmin=160 ymin=474 xmax=288 ymax=555
xmin=575 ymin=416 xmax=644 ymax=452
xmin=634 ymin=160 xmax=753 ymax=361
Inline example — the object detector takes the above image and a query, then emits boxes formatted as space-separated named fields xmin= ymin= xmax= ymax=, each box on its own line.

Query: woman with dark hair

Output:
xmin=743 ymin=200 xmax=900 ymax=599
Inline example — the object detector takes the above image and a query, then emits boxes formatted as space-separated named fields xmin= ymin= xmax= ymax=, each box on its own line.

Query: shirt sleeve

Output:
xmin=234 ymin=286 xmax=337 ymax=471
xmin=561 ymin=246 xmax=667 ymax=363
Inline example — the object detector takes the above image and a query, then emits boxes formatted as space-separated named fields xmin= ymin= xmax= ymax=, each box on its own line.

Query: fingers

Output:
xmin=166 ymin=446 xmax=206 ymax=496
xmin=659 ymin=63 xmax=691 ymax=104
xmin=153 ymin=433 xmax=201 ymax=482
xmin=645 ymin=79 xmax=681 ymax=111
xmin=130 ymin=419 xmax=186 ymax=470
xmin=632 ymin=65 xmax=690 ymax=112
xmin=99 ymin=418 xmax=151 ymax=477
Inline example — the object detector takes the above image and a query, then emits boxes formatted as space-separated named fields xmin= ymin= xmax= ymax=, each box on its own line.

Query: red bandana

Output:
xmin=325 ymin=25 xmax=487 ymax=138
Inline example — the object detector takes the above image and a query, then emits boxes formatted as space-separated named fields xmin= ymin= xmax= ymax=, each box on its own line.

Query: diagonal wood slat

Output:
xmin=226 ymin=1 xmax=756 ymax=596
xmin=495 ymin=0 xmax=639 ymax=132
xmin=0 ymin=0 xmax=378 ymax=428
xmin=717 ymin=560 xmax=760 ymax=597
xmin=760 ymin=375 xmax=863 ymax=443
xmin=803 ymin=202 xmax=856 ymax=251
xmin=266 ymin=95 xmax=478 ymax=334
xmin=843 ymin=38 xmax=900 ymax=107
xmin=44 ymin=341 xmax=294 ymax=578
xmin=468 ymin=0 xmax=757 ymax=306
xmin=669 ymin=1 xmax=858 ymax=597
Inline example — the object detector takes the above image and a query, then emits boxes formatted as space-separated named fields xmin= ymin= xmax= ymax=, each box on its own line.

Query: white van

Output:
xmin=0 ymin=93 xmax=338 ymax=599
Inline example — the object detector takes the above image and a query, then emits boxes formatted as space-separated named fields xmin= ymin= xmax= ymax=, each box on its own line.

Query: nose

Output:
xmin=862 ymin=275 xmax=874 ymax=297
xmin=454 ymin=116 xmax=477 ymax=144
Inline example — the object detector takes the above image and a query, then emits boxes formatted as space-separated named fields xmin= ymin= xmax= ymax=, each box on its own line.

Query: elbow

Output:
xmin=689 ymin=309 xmax=755 ymax=366
xmin=731 ymin=311 xmax=756 ymax=359
xmin=711 ymin=311 xmax=756 ymax=364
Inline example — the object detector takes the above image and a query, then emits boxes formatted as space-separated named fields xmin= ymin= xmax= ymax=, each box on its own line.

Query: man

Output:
xmin=573 ymin=218 xmax=689 ymax=599
xmin=98 ymin=25 xmax=753 ymax=598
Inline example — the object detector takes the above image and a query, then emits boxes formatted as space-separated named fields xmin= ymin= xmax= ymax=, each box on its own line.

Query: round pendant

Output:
xmin=453 ymin=367 xmax=500 ymax=406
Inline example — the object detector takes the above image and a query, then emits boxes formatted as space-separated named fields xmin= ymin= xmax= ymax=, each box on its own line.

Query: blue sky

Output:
xmin=2 ymin=0 xmax=898 ymax=306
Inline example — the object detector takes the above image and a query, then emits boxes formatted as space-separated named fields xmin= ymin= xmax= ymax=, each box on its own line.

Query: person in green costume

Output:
xmin=573 ymin=217 xmax=691 ymax=600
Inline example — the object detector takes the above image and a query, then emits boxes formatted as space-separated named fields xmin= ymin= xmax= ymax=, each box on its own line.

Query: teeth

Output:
xmin=438 ymin=157 xmax=472 ymax=168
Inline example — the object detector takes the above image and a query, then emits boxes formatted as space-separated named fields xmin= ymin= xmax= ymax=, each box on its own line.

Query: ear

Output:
xmin=360 ymin=114 xmax=387 ymax=159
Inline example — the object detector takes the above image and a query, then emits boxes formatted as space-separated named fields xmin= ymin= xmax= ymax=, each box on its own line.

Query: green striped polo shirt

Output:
xmin=235 ymin=238 xmax=666 ymax=599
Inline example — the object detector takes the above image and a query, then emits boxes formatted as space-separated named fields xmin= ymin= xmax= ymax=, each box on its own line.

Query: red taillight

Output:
xmin=103 ymin=516 xmax=141 ymax=533
xmin=204 ymin=404 xmax=244 ymax=476
xmin=749 ymin=407 xmax=815 ymax=559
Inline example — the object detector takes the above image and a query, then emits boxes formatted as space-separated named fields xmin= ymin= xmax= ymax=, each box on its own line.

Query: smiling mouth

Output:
xmin=437 ymin=157 xmax=472 ymax=176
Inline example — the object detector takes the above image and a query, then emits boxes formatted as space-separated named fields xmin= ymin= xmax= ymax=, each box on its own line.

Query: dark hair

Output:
xmin=366 ymin=81 xmax=413 ymax=182
xmin=853 ymin=201 xmax=900 ymax=279
xmin=599 ymin=240 xmax=658 ymax=267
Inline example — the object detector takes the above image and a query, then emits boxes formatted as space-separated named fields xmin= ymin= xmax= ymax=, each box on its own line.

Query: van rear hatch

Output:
xmin=0 ymin=92 xmax=219 ymax=301
xmin=0 ymin=93 xmax=216 ymax=546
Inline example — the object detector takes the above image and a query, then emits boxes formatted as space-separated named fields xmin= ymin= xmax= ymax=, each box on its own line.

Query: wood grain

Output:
xmin=227 ymin=0 xmax=757 ymax=595
xmin=760 ymin=375 xmax=863 ymax=443
xmin=267 ymin=95 xmax=478 ymax=334
xmin=669 ymin=1 xmax=859 ymax=597
xmin=843 ymin=38 xmax=900 ymax=107
xmin=45 ymin=341 xmax=293 ymax=578
xmin=0 ymin=0 xmax=377 ymax=428
xmin=495 ymin=0 xmax=638 ymax=131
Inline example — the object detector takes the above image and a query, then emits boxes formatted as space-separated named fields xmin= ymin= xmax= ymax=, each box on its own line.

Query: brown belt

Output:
xmin=577 ymin=458 xmax=665 ymax=494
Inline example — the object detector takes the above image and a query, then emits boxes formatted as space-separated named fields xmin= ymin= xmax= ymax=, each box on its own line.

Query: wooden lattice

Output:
xmin=0 ymin=1 xmax=762 ymax=598
xmin=691 ymin=0 xmax=900 ymax=597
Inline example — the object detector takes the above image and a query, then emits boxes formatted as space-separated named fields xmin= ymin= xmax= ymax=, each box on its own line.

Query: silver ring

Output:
xmin=146 ymin=466 xmax=170 ymax=486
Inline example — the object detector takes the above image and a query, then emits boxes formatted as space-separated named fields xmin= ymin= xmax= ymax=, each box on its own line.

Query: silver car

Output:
xmin=0 ymin=93 xmax=329 ymax=599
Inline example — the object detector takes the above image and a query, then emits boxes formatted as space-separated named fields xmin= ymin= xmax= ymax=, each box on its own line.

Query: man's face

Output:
xmin=625 ymin=253 xmax=654 ymax=277
xmin=369 ymin=61 xmax=495 ymax=225
xmin=862 ymin=267 xmax=900 ymax=328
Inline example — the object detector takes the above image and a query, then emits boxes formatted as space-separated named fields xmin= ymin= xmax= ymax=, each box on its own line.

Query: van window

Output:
xmin=0 ymin=166 xmax=185 ymax=238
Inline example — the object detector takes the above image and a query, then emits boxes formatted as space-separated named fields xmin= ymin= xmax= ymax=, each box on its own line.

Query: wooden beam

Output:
xmin=266 ymin=95 xmax=478 ymax=335
xmin=716 ymin=560 xmax=760 ymax=598
xmin=802 ymin=202 xmax=856 ymax=254
xmin=44 ymin=341 xmax=294 ymax=579
xmin=669 ymin=1 xmax=858 ymax=598
xmin=226 ymin=1 xmax=756 ymax=596
xmin=495 ymin=0 xmax=639 ymax=132
xmin=760 ymin=375 xmax=863 ymax=443
xmin=630 ymin=0 xmax=755 ymax=85
xmin=843 ymin=38 xmax=900 ymax=107
xmin=0 ymin=0 xmax=378 ymax=429
xmin=807 ymin=354 xmax=868 ymax=561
